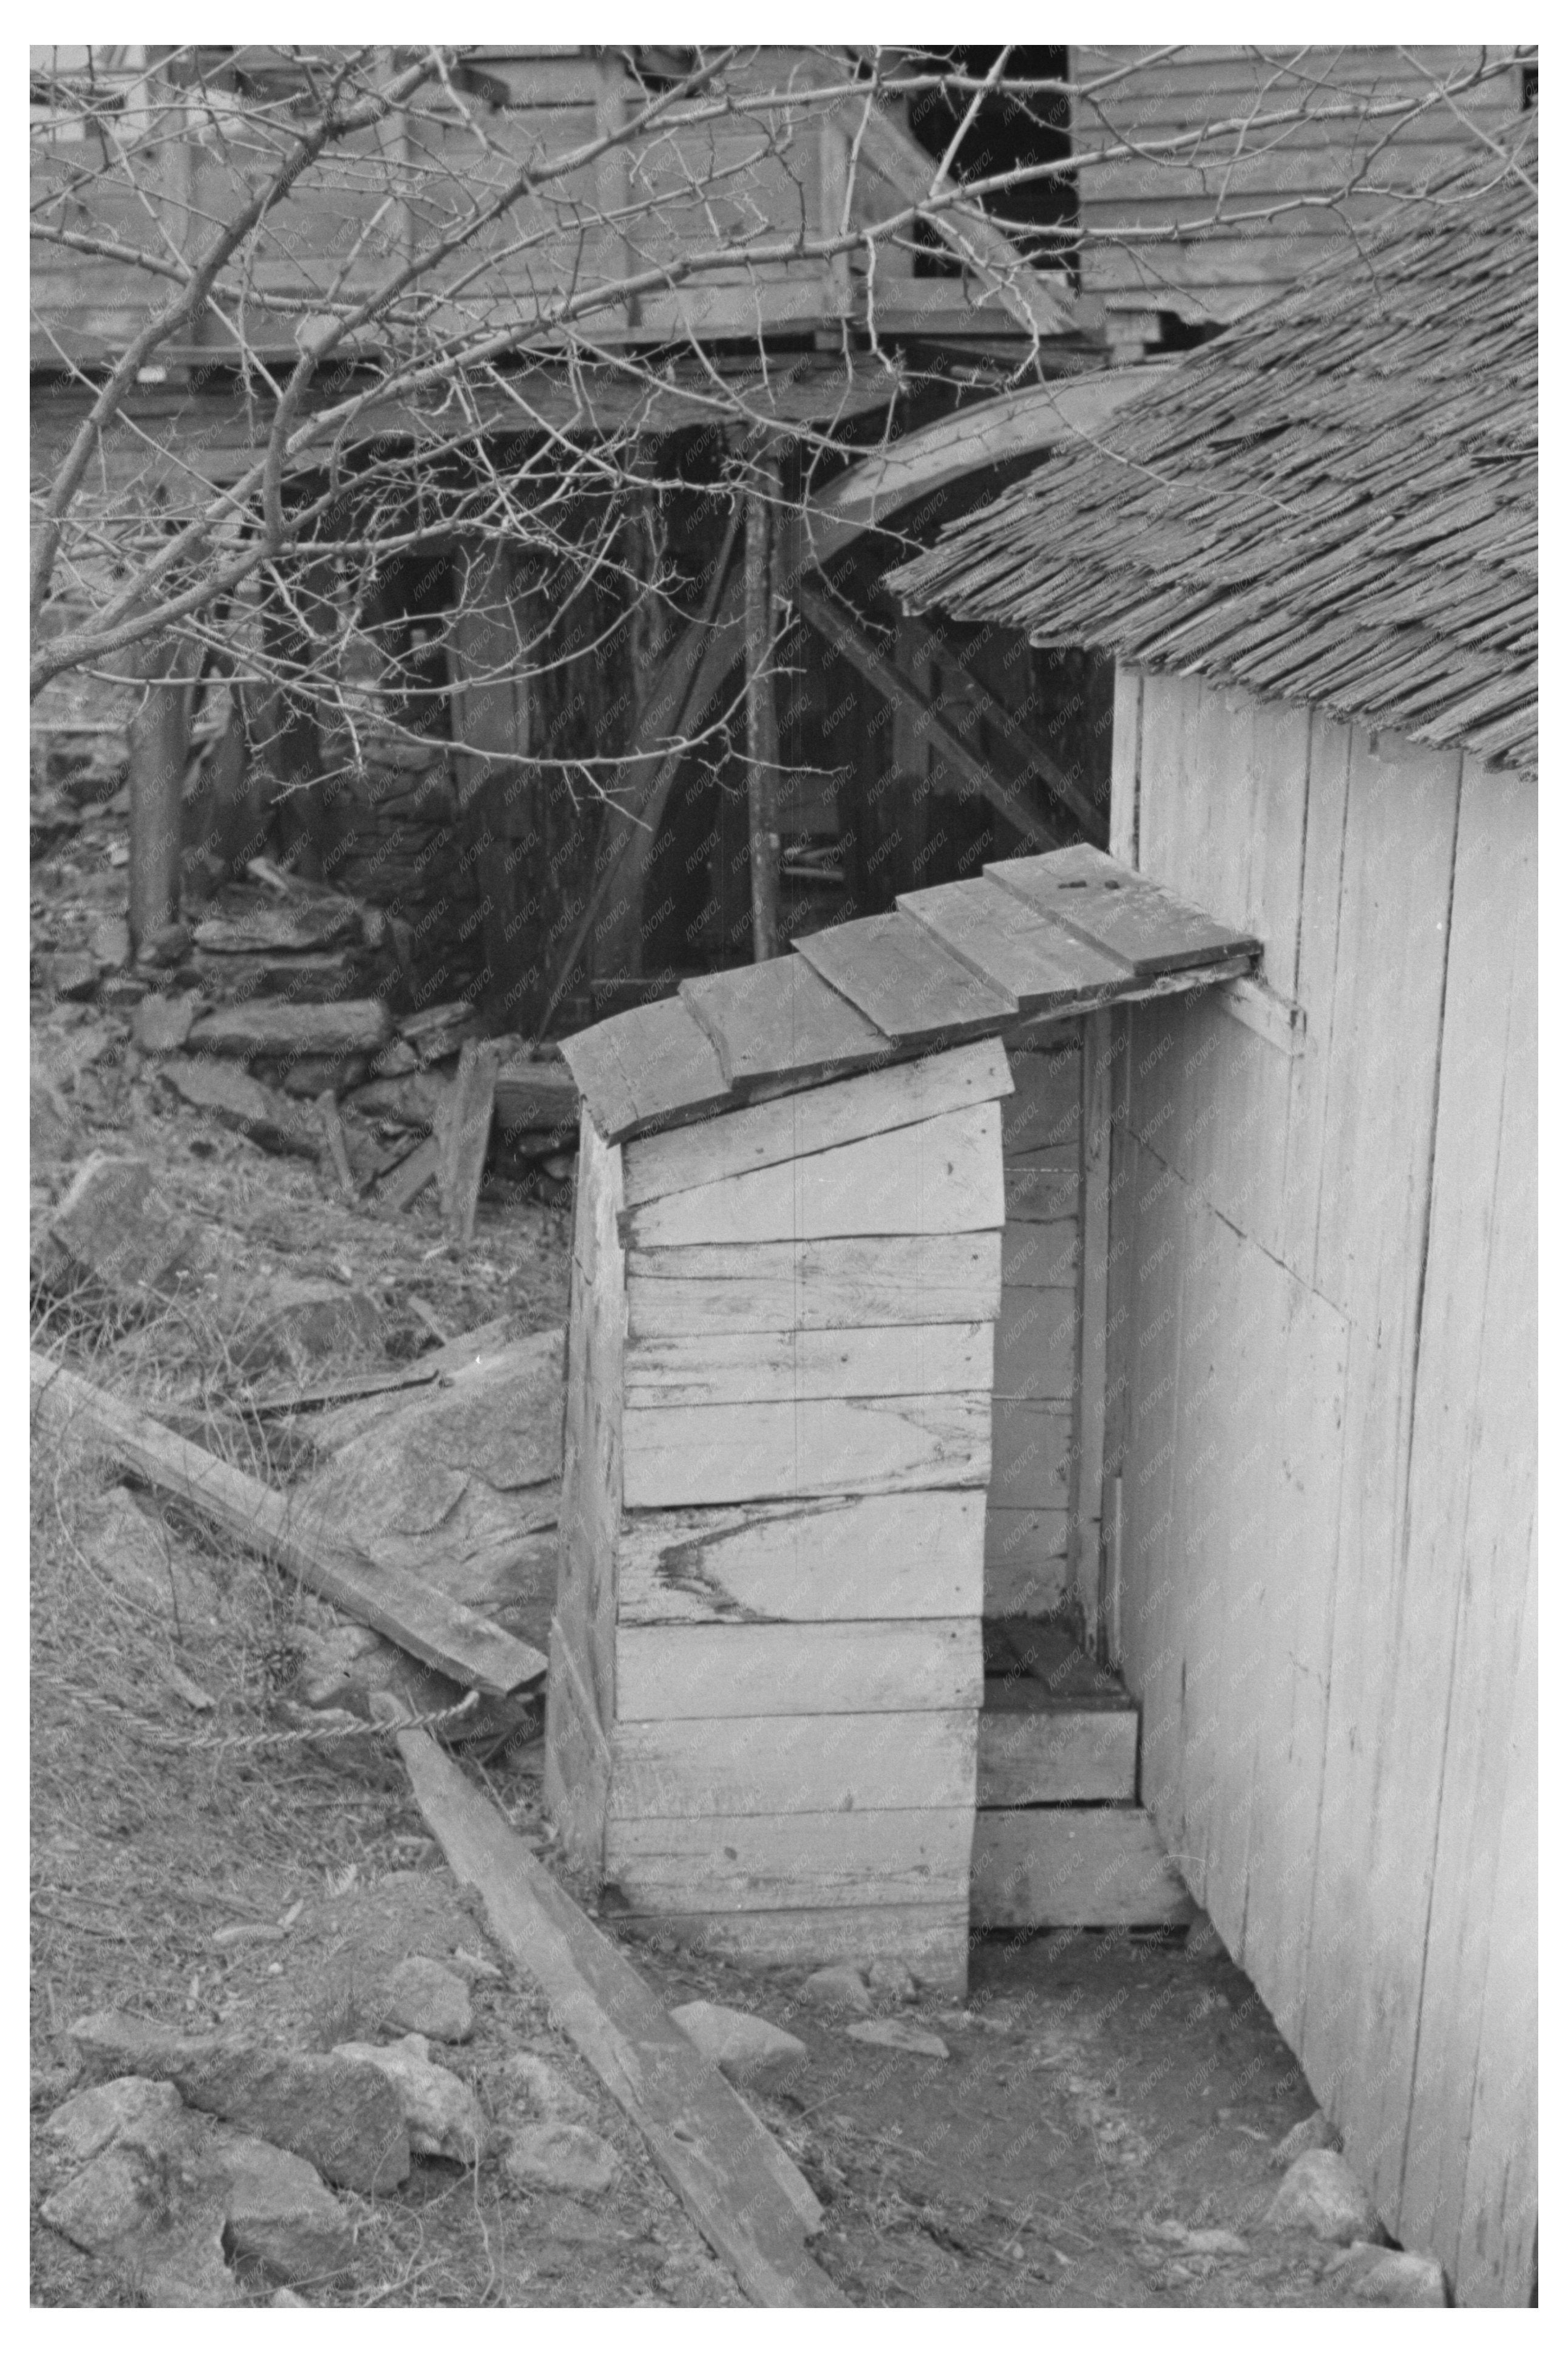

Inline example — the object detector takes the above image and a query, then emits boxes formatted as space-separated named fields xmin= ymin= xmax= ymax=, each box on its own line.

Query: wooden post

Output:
xmin=126 ymin=633 xmax=189 ymax=950
xmin=744 ymin=465 xmax=782 ymax=962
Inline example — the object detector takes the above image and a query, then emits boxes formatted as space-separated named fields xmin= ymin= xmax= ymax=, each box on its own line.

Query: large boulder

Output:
xmin=210 ymin=2130 xmax=356 ymax=2286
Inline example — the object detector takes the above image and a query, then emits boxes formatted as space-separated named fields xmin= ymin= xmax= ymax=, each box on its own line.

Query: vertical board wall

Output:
xmin=1102 ymin=666 xmax=1536 ymax=2304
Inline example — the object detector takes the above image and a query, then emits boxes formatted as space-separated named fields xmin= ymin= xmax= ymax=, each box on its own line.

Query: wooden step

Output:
xmin=971 ymin=1805 xmax=1192 ymax=1930
xmin=979 ymin=1683 xmax=1138 ymax=1805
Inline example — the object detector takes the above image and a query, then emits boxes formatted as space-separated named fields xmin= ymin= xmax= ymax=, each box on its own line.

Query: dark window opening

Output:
xmin=904 ymin=46 xmax=1077 ymax=279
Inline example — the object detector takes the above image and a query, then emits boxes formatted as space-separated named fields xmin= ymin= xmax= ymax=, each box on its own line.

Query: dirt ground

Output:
xmin=30 ymin=791 xmax=1377 ymax=2309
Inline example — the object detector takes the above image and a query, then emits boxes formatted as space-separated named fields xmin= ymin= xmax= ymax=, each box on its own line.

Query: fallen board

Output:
xmin=620 ymin=1391 xmax=992 ymax=1507
xmin=620 ymin=1037 xmax=1011 ymax=1207
xmin=795 ymin=911 xmax=1017 ymax=1046
xmin=439 ymin=1037 xmax=501 ymax=1247
xmin=900 ymin=874 xmax=1135 ymax=1015
xmin=615 ymin=1490 xmax=985 ymax=1625
xmin=970 ymin=1805 xmax=1193 ymax=1927
xmin=622 ymin=1102 xmax=1004 ymax=1248
xmin=615 ymin=1616 xmax=983 ymax=1721
xmin=680 ymin=956 xmax=890 ymax=1092
xmin=625 ymin=1232 xmax=1003 ymax=1337
xmin=29 ymin=1354 xmax=545 ymax=1698
xmin=398 ymin=1729 xmax=843 ymax=2307
xmin=986 ymin=844 xmax=1260 ymax=977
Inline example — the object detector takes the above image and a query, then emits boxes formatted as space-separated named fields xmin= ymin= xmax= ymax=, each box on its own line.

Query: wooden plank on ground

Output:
xmin=900 ymin=875 xmax=1134 ymax=1016
xmin=795 ymin=912 xmax=1017 ymax=1047
xmin=610 ymin=1709 xmax=979 ymax=1819
xmin=622 ymin=1102 xmax=1004 ymax=1248
xmin=680 ymin=957 xmax=890 ymax=1093
xmin=439 ymin=1038 xmax=501 ymax=1247
xmin=625 ymin=1231 xmax=1003 ymax=1337
xmin=625 ymin=1321 xmax=991 ymax=1406
xmin=616 ymin=1616 xmax=983 ymax=1721
xmin=616 ymin=1489 xmax=984 ymax=1626
xmin=978 ymin=1705 xmax=1138 ymax=1806
xmin=622 ymin=1038 xmax=1012 ymax=1207
xmin=398 ymin=1729 xmax=843 ymax=2307
xmin=29 ymin=1354 xmax=545 ymax=1697
xmin=559 ymin=998 xmax=734 ymax=1146
xmin=617 ymin=1902 xmax=970 ymax=1992
xmin=986 ymin=844 xmax=1261 ymax=976
xmin=622 ymin=1391 xmax=992 ymax=1508
xmin=970 ymin=1806 xmax=1193 ymax=1928
xmin=604 ymin=1805 xmax=976 ymax=1913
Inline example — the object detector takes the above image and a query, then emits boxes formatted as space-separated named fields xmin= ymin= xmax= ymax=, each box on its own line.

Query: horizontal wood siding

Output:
xmin=1108 ymin=666 xmax=1536 ymax=2303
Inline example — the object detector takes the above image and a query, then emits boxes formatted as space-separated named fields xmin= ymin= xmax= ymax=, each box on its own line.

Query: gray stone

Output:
xmin=231 ymin=1275 xmax=384 ymax=1377
xmin=51 ymin=952 xmax=101 ymax=1002
xmin=844 ymin=2019 xmax=950 ymax=2060
xmin=44 ymin=2076 xmax=185 ymax=2165
xmin=504 ymin=2122 xmax=619 ymax=2197
xmin=1270 ymin=2107 xmax=1342 ymax=2168
xmin=1265 ymin=2149 xmax=1385 ymax=2246
xmin=91 ymin=916 xmax=133 ymax=973
xmin=49 ymin=1151 xmax=203 ymax=1303
xmin=1328 ymin=2241 xmax=1448 ymax=2307
xmin=1145 ymin=2217 xmax=1251 ymax=2258
xmin=67 ymin=2012 xmax=410 ymax=2193
xmin=801 ymin=1964 xmax=873 ymax=2016
xmin=39 ymin=2134 xmax=238 ymax=2307
xmin=81 ymin=1486 xmax=215 ymax=1626
xmin=271 ymin=2289 xmax=310 ymax=2306
xmin=212 ymin=2130 xmax=355 ymax=2286
xmin=132 ymin=993 xmax=198 ymax=1055
xmin=385 ymin=1955 xmax=473 ymax=2044
xmin=334 ymin=2035 xmax=488 ymax=2165
xmin=866 ymin=1958 xmax=917 ymax=2004
xmin=158 ymin=1058 xmax=320 ymax=1158
xmin=496 ymin=2051 xmax=594 ymax=2125
xmin=669 ymin=2000 xmax=808 ymax=2089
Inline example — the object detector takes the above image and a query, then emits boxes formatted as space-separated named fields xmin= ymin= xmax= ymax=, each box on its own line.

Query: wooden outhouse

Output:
xmin=551 ymin=852 xmax=1259 ymax=1993
xmin=890 ymin=170 xmax=1536 ymax=2301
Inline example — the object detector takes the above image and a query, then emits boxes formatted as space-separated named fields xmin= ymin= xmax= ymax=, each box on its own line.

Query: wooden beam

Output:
xmin=29 ymin=1353 xmax=545 ymax=1698
xmin=795 ymin=580 xmax=1062 ymax=853
xmin=744 ymin=470 xmax=783 ymax=962
xmin=902 ymin=612 xmax=1106 ymax=837
xmin=397 ymin=1727 xmax=845 ymax=2308
xmin=126 ymin=635 xmax=188 ymax=950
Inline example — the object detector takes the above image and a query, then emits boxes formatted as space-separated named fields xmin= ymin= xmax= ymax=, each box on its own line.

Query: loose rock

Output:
xmin=212 ymin=2130 xmax=356 ymax=2286
xmin=44 ymin=2076 xmax=186 ymax=2166
xmin=669 ymin=2000 xmax=808 ymax=2090
xmin=801 ymin=1965 xmax=873 ymax=2016
xmin=49 ymin=1151 xmax=203 ymax=1303
xmin=334 ymin=2035 xmax=488 ymax=2165
xmin=1328 ymin=2241 xmax=1448 ymax=2306
xmin=66 ymin=2012 xmax=410 ymax=2193
xmin=158 ymin=1058 xmax=320 ymax=1157
xmin=1146 ymin=2217 xmax=1250 ymax=2257
xmin=496 ymin=2051 xmax=594 ymax=2125
xmin=844 ymin=2019 xmax=950 ymax=2060
xmin=1265 ymin=2148 xmax=1385 ymax=2246
xmin=50 ymin=952 xmax=100 ymax=1002
xmin=80 ymin=1485 xmax=216 ymax=1626
xmin=90 ymin=916 xmax=132 ymax=973
xmin=504 ymin=2122 xmax=619 ymax=2197
xmin=132 ymin=994 xmax=199 ymax=1055
xmin=1271 ymin=2107 xmax=1342 ymax=2168
xmin=384 ymin=1955 xmax=473 ymax=2044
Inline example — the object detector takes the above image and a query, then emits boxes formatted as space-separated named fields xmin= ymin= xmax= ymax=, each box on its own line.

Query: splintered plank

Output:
xmin=622 ymin=1038 xmax=1012 ymax=1207
xmin=609 ymin=1709 xmax=979 ymax=1818
xmin=622 ymin=1392 xmax=992 ymax=1507
xmin=398 ymin=1731 xmax=843 ymax=2308
xmin=603 ymin=1805 xmax=976 ymax=1912
xmin=624 ymin=1321 xmax=991 ymax=1406
xmin=901 ymin=874 xmax=1135 ymax=1014
xmin=621 ymin=1102 xmax=1004 ymax=1248
xmin=680 ymin=956 xmax=891 ymax=1092
xmin=439 ymin=1038 xmax=501 ymax=1247
xmin=625 ymin=1231 xmax=1003 ymax=1337
xmin=560 ymin=997 xmax=734 ymax=1145
xmin=616 ymin=1616 xmax=983 ymax=1720
xmin=30 ymin=1355 xmax=545 ymax=1697
xmin=986 ymin=844 xmax=1261 ymax=976
xmin=794 ymin=911 xmax=1017 ymax=1047
xmin=971 ymin=1806 xmax=1192 ymax=1928
xmin=617 ymin=1904 xmax=970 ymax=1993
xmin=616 ymin=1490 xmax=985 ymax=1625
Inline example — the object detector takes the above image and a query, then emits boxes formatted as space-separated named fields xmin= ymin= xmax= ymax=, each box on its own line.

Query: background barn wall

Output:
xmin=1101 ymin=663 xmax=1536 ymax=2303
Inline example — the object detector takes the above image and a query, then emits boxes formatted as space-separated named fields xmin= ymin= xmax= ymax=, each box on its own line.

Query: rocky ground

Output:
xmin=30 ymin=773 xmax=1446 ymax=2309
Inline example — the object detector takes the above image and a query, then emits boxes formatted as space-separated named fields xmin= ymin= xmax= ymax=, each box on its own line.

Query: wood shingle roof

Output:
xmin=888 ymin=158 xmax=1537 ymax=777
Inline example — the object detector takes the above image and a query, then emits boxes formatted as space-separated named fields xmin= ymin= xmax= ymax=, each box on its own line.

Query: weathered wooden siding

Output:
xmin=1069 ymin=46 xmax=1529 ymax=327
xmin=1102 ymin=666 xmax=1536 ymax=2302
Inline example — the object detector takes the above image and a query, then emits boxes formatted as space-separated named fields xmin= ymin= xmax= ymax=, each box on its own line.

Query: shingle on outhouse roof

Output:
xmin=560 ymin=847 xmax=1261 ymax=1143
xmin=887 ymin=154 xmax=1537 ymax=778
